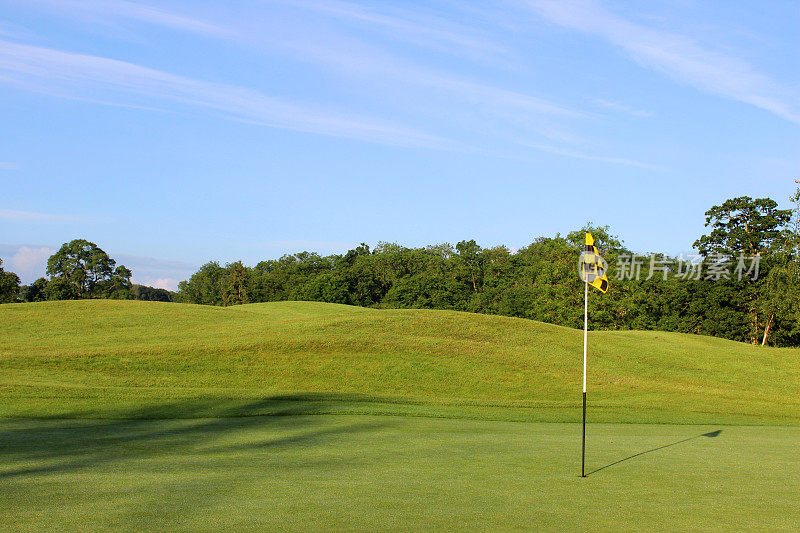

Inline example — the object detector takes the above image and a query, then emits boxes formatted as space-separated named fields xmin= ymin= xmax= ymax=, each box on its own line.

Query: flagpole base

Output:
xmin=581 ymin=391 xmax=586 ymax=477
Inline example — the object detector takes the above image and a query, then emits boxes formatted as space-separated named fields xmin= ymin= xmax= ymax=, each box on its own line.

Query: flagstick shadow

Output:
xmin=586 ymin=430 xmax=722 ymax=476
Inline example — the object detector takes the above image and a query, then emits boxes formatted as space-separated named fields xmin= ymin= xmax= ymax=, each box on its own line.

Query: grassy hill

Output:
xmin=2 ymin=299 xmax=798 ymax=424
xmin=3 ymin=300 xmax=800 ymax=530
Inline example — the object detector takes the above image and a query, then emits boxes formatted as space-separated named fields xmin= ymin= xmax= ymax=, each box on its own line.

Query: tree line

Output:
xmin=175 ymin=194 xmax=800 ymax=347
xmin=4 ymin=239 xmax=176 ymax=304
xmin=3 ymin=194 xmax=799 ymax=346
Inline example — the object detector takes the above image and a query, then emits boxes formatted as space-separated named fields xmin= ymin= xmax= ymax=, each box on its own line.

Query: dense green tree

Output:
xmin=758 ymin=260 xmax=799 ymax=345
xmin=44 ymin=277 xmax=80 ymax=301
xmin=45 ymin=239 xmax=132 ymax=298
xmin=567 ymin=223 xmax=628 ymax=256
xmin=21 ymin=278 xmax=49 ymax=302
xmin=0 ymin=259 xmax=21 ymax=303
xmin=691 ymin=197 xmax=793 ymax=344
xmin=177 ymin=262 xmax=225 ymax=305
xmin=694 ymin=197 xmax=791 ymax=257
xmin=754 ymin=187 xmax=800 ymax=345
xmin=102 ymin=266 xmax=134 ymax=299
xmin=133 ymin=284 xmax=174 ymax=302
xmin=455 ymin=240 xmax=483 ymax=295
xmin=223 ymin=261 xmax=250 ymax=306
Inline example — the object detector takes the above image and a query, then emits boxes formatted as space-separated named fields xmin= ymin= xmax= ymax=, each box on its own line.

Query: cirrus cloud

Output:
xmin=527 ymin=0 xmax=800 ymax=124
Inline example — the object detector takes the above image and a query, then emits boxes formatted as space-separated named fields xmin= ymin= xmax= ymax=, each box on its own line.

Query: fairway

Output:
xmin=2 ymin=300 xmax=799 ymax=530
xmin=2 ymin=300 xmax=799 ymax=424
xmin=2 ymin=414 xmax=798 ymax=531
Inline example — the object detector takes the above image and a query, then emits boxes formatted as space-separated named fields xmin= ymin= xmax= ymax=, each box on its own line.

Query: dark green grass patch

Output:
xmin=1 ymin=413 xmax=798 ymax=531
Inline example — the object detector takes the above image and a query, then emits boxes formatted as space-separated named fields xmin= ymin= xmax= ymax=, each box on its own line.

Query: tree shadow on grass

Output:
xmin=586 ymin=430 xmax=722 ymax=476
xmin=0 ymin=395 xmax=388 ymax=480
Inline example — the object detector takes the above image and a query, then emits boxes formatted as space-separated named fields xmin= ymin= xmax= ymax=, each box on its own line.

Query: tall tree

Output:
xmin=694 ymin=197 xmax=793 ymax=344
xmin=46 ymin=239 xmax=126 ymax=297
xmin=693 ymin=197 xmax=792 ymax=257
xmin=223 ymin=261 xmax=250 ymax=305
xmin=0 ymin=259 xmax=21 ymax=303
xmin=758 ymin=262 xmax=799 ymax=345
xmin=455 ymin=239 xmax=483 ymax=295
xmin=756 ymin=187 xmax=800 ymax=345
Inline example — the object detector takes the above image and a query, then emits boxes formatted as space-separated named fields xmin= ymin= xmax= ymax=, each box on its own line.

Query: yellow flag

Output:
xmin=580 ymin=233 xmax=609 ymax=293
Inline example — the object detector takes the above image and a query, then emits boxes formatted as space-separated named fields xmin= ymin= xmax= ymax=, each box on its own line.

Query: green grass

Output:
xmin=2 ymin=300 xmax=799 ymax=530
xmin=1 ymin=300 xmax=798 ymax=423
xmin=1 ymin=414 xmax=798 ymax=531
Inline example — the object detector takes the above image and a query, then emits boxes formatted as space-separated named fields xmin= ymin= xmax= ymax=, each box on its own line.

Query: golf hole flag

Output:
xmin=578 ymin=232 xmax=608 ymax=477
xmin=580 ymin=233 xmax=608 ymax=293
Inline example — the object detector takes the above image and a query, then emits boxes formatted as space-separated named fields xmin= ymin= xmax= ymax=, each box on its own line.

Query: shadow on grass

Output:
xmin=587 ymin=430 xmax=722 ymax=476
xmin=0 ymin=395 xmax=387 ymax=480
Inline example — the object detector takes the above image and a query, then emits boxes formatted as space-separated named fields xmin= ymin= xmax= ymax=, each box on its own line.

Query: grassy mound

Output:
xmin=1 ymin=300 xmax=798 ymax=424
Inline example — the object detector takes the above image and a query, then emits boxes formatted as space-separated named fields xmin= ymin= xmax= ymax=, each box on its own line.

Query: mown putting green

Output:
xmin=1 ymin=300 xmax=798 ymax=530
xmin=1 ymin=414 xmax=798 ymax=530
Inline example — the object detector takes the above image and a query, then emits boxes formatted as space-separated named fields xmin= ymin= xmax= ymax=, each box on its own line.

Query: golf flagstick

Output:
xmin=582 ymin=279 xmax=588 ymax=478
xmin=579 ymin=232 xmax=608 ymax=478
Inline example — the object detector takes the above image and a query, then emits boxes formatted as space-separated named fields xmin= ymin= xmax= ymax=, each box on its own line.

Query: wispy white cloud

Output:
xmin=286 ymin=0 xmax=510 ymax=60
xmin=291 ymin=38 xmax=579 ymax=116
xmin=3 ymin=1 xmax=673 ymax=166
xmin=30 ymin=0 xmax=508 ymax=62
xmin=0 ymin=39 xmax=453 ymax=149
xmin=0 ymin=162 xmax=19 ymax=170
xmin=28 ymin=0 xmax=230 ymax=37
xmin=595 ymin=99 xmax=652 ymax=118
xmin=232 ymin=3 xmax=583 ymax=124
xmin=18 ymin=1 xmax=583 ymax=139
xmin=527 ymin=0 xmax=800 ymax=124
xmin=519 ymin=141 xmax=663 ymax=170
xmin=0 ymin=208 xmax=83 ymax=222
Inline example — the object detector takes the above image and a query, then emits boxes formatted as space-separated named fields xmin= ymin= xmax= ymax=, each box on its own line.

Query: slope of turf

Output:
xmin=3 ymin=300 xmax=799 ymax=531
xmin=1 ymin=414 xmax=798 ymax=531
xmin=2 ymin=300 xmax=798 ymax=424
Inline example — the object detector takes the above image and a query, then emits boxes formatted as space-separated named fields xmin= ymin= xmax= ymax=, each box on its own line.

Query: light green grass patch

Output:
xmin=1 ymin=300 xmax=798 ymax=423
xmin=1 ymin=415 xmax=798 ymax=531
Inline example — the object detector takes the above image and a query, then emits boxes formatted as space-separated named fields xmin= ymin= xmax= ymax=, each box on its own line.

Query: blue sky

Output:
xmin=1 ymin=0 xmax=798 ymax=289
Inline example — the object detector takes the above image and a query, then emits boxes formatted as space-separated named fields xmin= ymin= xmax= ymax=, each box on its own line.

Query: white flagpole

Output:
xmin=582 ymin=279 xmax=588 ymax=477
xmin=583 ymin=280 xmax=588 ymax=393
